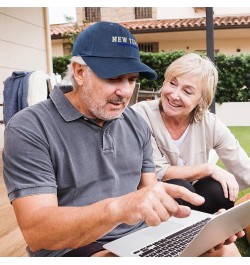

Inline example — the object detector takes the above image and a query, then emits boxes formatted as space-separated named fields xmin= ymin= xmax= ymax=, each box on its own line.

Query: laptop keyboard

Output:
xmin=133 ymin=217 xmax=211 ymax=257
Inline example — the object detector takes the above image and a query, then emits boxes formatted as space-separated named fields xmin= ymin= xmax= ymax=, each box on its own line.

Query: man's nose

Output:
xmin=115 ymin=81 xmax=133 ymax=98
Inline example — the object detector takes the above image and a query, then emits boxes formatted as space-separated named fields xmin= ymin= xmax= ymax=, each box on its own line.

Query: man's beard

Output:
xmin=80 ymin=72 xmax=128 ymax=121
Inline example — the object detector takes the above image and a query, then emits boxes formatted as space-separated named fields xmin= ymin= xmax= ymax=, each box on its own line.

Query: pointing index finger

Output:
xmin=164 ymin=183 xmax=205 ymax=206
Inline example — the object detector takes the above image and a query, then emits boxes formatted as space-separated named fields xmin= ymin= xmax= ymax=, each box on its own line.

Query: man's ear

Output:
xmin=72 ymin=62 xmax=86 ymax=86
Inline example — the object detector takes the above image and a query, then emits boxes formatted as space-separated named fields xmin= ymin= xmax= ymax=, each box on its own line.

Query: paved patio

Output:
xmin=0 ymin=151 xmax=27 ymax=257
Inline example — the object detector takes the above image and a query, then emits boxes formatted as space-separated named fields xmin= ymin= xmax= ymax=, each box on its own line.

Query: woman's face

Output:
xmin=160 ymin=73 xmax=202 ymax=119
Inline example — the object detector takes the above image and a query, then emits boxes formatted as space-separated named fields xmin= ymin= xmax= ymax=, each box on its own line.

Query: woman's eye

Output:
xmin=184 ymin=90 xmax=193 ymax=95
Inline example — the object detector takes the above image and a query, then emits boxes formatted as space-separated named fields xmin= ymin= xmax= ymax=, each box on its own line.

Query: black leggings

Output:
xmin=166 ymin=177 xmax=234 ymax=214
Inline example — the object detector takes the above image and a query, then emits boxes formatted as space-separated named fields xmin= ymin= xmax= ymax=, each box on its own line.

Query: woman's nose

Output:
xmin=170 ymin=88 xmax=181 ymax=100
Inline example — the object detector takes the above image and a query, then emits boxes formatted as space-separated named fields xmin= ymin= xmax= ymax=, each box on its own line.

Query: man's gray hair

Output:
xmin=61 ymin=56 xmax=87 ymax=89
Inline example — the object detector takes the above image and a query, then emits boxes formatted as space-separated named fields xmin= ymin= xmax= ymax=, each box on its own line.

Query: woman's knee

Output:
xmin=163 ymin=179 xmax=197 ymax=209
xmin=194 ymin=177 xmax=234 ymax=214
xmin=165 ymin=178 xmax=196 ymax=193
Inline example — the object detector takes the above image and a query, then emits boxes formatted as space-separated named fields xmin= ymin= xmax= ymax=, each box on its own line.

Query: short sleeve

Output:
xmin=3 ymin=125 xmax=57 ymax=202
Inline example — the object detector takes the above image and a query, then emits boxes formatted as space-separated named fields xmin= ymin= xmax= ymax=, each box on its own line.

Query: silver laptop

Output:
xmin=104 ymin=200 xmax=250 ymax=257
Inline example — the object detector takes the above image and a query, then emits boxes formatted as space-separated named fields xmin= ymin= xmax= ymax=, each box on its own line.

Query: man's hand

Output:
xmin=109 ymin=182 xmax=205 ymax=227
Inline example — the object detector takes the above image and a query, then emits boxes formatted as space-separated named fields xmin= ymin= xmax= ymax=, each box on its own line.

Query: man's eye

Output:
xmin=108 ymin=78 xmax=119 ymax=82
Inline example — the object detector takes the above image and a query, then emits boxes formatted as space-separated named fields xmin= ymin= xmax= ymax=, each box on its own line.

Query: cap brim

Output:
xmin=81 ymin=56 xmax=158 ymax=81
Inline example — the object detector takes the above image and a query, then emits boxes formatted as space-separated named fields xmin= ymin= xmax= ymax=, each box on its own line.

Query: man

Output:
xmin=3 ymin=21 xmax=242 ymax=257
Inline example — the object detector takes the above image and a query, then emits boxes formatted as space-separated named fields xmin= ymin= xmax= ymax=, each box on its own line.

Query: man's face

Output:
xmin=79 ymin=68 xmax=139 ymax=122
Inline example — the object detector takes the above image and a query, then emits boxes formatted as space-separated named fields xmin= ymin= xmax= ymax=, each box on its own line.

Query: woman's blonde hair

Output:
xmin=162 ymin=53 xmax=218 ymax=123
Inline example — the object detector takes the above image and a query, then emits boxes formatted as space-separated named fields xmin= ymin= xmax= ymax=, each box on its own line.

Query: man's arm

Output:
xmin=12 ymin=181 xmax=205 ymax=252
xmin=12 ymin=193 xmax=118 ymax=252
xmin=137 ymin=172 xmax=158 ymax=189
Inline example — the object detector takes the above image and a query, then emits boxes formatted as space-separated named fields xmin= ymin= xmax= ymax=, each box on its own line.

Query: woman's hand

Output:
xmin=209 ymin=165 xmax=239 ymax=202
xmin=205 ymin=209 xmax=245 ymax=254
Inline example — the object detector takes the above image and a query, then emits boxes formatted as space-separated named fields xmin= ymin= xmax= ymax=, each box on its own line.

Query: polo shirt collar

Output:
xmin=50 ymin=85 xmax=124 ymax=122
xmin=50 ymin=85 xmax=83 ymax=122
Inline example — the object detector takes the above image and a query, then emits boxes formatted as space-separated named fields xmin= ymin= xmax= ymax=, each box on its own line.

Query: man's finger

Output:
xmin=164 ymin=183 xmax=205 ymax=206
xmin=173 ymin=205 xmax=192 ymax=218
xmin=143 ymin=209 xmax=162 ymax=227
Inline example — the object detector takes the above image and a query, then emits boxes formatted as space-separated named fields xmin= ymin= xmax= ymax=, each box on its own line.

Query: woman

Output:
xmin=132 ymin=53 xmax=250 ymax=214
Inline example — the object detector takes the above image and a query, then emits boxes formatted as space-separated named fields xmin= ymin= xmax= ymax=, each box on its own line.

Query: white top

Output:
xmin=172 ymin=125 xmax=190 ymax=166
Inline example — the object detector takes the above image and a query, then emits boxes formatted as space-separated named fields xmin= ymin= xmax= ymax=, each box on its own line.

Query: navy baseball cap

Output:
xmin=72 ymin=21 xmax=157 ymax=80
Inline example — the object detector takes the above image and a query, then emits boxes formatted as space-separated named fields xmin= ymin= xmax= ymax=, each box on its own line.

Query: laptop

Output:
xmin=103 ymin=200 xmax=250 ymax=257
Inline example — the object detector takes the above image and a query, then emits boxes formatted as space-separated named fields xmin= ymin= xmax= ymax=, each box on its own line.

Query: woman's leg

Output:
xmin=164 ymin=179 xmax=198 ymax=210
xmin=193 ymin=177 xmax=234 ymax=214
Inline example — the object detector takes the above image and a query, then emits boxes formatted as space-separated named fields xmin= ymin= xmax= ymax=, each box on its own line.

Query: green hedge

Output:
xmin=215 ymin=53 xmax=250 ymax=103
xmin=52 ymin=54 xmax=71 ymax=78
xmin=53 ymin=51 xmax=250 ymax=103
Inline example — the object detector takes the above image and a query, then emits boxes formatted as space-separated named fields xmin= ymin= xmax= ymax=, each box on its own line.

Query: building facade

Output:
xmin=76 ymin=7 xmax=157 ymax=23
xmin=51 ymin=7 xmax=250 ymax=57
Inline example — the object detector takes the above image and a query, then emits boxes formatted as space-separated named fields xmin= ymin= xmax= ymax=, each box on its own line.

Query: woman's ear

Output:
xmin=72 ymin=62 xmax=86 ymax=86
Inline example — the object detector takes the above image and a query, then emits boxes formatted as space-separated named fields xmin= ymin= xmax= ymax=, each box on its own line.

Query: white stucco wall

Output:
xmin=156 ymin=7 xmax=250 ymax=19
xmin=0 ymin=7 xmax=52 ymax=150
xmin=216 ymin=102 xmax=250 ymax=126
xmin=52 ymin=39 xmax=65 ymax=57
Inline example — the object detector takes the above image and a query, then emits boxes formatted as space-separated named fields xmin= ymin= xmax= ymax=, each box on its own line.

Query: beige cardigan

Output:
xmin=132 ymin=99 xmax=250 ymax=190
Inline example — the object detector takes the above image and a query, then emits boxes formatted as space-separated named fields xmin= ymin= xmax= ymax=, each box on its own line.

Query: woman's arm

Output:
xmin=162 ymin=163 xmax=211 ymax=182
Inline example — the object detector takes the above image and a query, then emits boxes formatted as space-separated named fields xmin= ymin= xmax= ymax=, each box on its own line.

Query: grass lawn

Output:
xmin=217 ymin=126 xmax=250 ymax=257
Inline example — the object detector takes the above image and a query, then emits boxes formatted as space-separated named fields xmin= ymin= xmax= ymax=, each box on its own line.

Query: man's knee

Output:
xmin=91 ymin=250 xmax=117 ymax=257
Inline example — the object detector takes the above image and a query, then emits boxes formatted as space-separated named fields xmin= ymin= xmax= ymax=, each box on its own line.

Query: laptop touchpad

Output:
xmin=145 ymin=220 xmax=184 ymax=238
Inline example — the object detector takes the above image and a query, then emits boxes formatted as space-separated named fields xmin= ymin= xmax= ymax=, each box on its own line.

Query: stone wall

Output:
xmin=76 ymin=7 xmax=157 ymax=24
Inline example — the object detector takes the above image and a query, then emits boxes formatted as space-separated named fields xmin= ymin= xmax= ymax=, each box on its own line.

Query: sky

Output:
xmin=46 ymin=0 xmax=250 ymax=24
xmin=2 ymin=0 xmax=249 ymax=24
xmin=49 ymin=7 xmax=76 ymax=24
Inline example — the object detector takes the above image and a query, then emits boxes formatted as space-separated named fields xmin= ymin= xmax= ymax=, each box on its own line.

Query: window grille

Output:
xmin=138 ymin=43 xmax=158 ymax=53
xmin=135 ymin=7 xmax=152 ymax=19
xmin=85 ymin=7 xmax=101 ymax=22
xmin=195 ymin=49 xmax=219 ymax=54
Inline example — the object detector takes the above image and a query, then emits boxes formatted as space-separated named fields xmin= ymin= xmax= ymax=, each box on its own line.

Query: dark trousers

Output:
xmin=62 ymin=242 xmax=104 ymax=257
xmin=165 ymin=177 xmax=234 ymax=214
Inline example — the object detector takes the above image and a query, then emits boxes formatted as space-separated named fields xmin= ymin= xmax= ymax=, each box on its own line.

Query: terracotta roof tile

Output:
xmin=50 ymin=15 xmax=250 ymax=38
xmin=50 ymin=23 xmax=89 ymax=39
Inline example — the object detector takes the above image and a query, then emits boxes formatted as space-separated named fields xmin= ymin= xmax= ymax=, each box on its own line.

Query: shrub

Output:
xmin=52 ymin=52 xmax=250 ymax=103
xmin=139 ymin=51 xmax=186 ymax=91
xmin=215 ymin=53 xmax=250 ymax=103
xmin=52 ymin=54 xmax=71 ymax=78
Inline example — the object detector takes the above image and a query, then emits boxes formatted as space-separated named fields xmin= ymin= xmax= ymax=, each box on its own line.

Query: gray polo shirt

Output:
xmin=3 ymin=86 xmax=155 ymax=256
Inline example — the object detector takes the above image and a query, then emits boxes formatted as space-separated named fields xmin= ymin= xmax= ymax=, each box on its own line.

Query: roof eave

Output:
xmin=130 ymin=24 xmax=250 ymax=34
xmin=50 ymin=23 xmax=250 ymax=40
